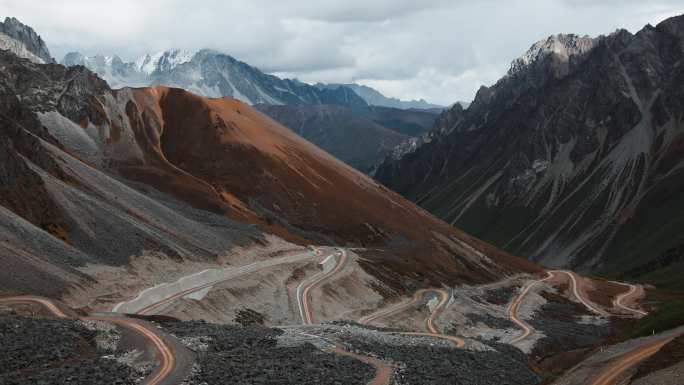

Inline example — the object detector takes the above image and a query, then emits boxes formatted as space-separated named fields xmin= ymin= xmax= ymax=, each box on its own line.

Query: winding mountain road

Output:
xmin=359 ymin=288 xmax=465 ymax=348
xmin=113 ymin=249 xmax=323 ymax=315
xmin=0 ymin=295 xmax=70 ymax=318
xmin=611 ymin=281 xmax=647 ymax=317
xmin=292 ymin=248 xmax=393 ymax=384
xmin=86 ymin=315 xmax=179 ymax=385
xmin=509 ymin=270 xmax=612 ymax=344
xmin=0 ymin=296 xmax=188 ymax=385
xmin=508 ymin=271 xmax=554 ymax=344
xmin=296 ymin=248 xmax=348 ymax=324
xmin=112 ymin=246 xmax=389 ymax=385
xmin=358 ymin=289 xmax=429 ymax=326
xmin=508 ymin=272 xmax=670 ymax=384
xmin=557 ymin=270 xmax=609 ymax=316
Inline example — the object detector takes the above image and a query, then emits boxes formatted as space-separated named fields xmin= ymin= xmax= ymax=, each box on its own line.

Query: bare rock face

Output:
xmin=0 ymin=17 xmax=54 ymax=64
xmin=508 ymin=34 xmax=596 ymax=77
xmin=375 ymin=14 xmax=684 ymax=285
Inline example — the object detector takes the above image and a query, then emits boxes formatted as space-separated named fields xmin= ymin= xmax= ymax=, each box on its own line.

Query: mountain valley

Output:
xmin=0 ymin=10 xmax=683 ymax=385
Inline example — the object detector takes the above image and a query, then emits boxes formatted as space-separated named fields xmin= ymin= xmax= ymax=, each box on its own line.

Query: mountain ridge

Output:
xmin=375 ymin=14 xmax=684 ymax=289
xmin=0 ymin=17 xmax=54 ymax=64
xmin=315 ymin=82 xmax=445 ymax=110
xmin=61 ymin=48 xmax=369 ymax=108
xmin=60 ymin=49 xmax=444 ymax=111
xmin=0 ymin=45 xmax=537 ymax=301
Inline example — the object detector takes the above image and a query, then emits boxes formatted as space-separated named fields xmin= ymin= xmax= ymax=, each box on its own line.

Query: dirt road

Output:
xmin=611 ymin=282 xmax=647 ymax=317
xmin=358 ymin=290 xmax=427 ymax=325
xmin=328 ymin=346 xmax=392 ymax=385
xmin=359 ymin=288 xmax=465 ymax=348
xmin=297 ymin=248 xmax=348 ymax=324
xmin=113 ymin=249 xmax=321 ymax=315
xmin=508 ymin=272 xmax=554 ymax=344
xmin=589 ymin=336 xmax=676 ymax=385
xmin=509 ymin=270 xmax=611 ymax=344
xmin=0 ymin=296 xmax=189 ymax=385
xmin=0 ymin=295 xmax=70 ymax=318
xmin=555 ymin=270 xmax=608 ymax=316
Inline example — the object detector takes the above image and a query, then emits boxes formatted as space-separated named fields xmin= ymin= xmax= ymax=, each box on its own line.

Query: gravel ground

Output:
xmin=631 ymin=360 xmax=684 ymax=385
xmin=464 ymin=313 xmax=517 ymax=330
xmin=529 ymin=295 xmax=612 ymax=358
xmin=344 ymin=335 xmax=538 ymax=385
xmin=483 ymin=286 xmax=521 ymax=305
xmin=0 ymin=313 xmax=142 ymax=384
xmin=160 ymin=320 xmax=376 ymax=385
xmin=0 ymin=358 xmax=138 ymax=385
xmin=234 ymin=308 xmax=266 ymax=326
xmin=284 ymin=323 xmax=538 ymax=385
xmin=0 ymin=313 xmax=97 ymax=373
xmin=331 ymin=319 xmax=404 ymax=333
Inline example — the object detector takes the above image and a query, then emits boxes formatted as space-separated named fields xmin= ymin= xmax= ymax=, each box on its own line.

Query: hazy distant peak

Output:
xmin=318 ymin=82 xmax=444 ymax=110
xmin=134 ymin=48 xmax=195 ymax=74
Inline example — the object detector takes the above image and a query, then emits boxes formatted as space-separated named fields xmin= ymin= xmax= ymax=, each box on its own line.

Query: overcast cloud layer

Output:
xmin=1 ymin=0 xmax=683 ymax=104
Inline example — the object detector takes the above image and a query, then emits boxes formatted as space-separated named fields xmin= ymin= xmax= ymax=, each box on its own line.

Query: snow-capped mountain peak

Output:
xmin=61 ymin=48 xmax=369 ymax=108
xmin=134 ymin=49 xmax=195 ymax=75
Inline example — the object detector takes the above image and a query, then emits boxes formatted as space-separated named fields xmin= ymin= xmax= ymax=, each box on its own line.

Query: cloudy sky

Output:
xmin=2 ymin=0 xmax=683 ymax=105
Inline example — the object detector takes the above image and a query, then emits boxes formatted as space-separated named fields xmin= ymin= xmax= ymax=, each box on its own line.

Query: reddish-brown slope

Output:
xmin=118 ymin=90 xmax=252 ymax=222
xmin=117 ymin=86 xmax=540 ymax=287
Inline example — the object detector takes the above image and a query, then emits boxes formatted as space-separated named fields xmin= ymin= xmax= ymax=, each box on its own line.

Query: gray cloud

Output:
xmin=1 ymin=0 xmax=682 ymax=105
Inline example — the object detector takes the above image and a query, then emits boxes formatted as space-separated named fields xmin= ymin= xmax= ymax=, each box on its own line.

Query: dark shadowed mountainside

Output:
xmin=255 ymin=104 xmax=438 ymax=173
xmin=376 ymin=15 xmax=684 ymax=289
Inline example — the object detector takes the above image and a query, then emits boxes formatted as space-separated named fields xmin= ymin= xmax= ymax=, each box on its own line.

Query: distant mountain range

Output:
xmin=376 ymin=15 xmax=684 ymax=290
xmin=60 ymin=49 xmax=443 ymax=173
xmin=61 ymin=49 xmax=369 ymax=108
xmin=315 ymin=83 xmax=445 ymax=110
xmin=60 ymin=49 xmax=444 ymax=112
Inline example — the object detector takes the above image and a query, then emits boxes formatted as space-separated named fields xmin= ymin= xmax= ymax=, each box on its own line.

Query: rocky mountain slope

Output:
xmin=0 ymin=42 xmax=539 ymax=304
xmin=61 ymin=50 xmax=441 ymax=172
xmin=255 ymin=104 xmax=438 ymax=173
xmin=376 ymin=15 xmax=684 ymax=287
xmin=61 ymin=49 xmax=442 ymax=174
xmin=0 ymin=17 xmax=54 ymax=64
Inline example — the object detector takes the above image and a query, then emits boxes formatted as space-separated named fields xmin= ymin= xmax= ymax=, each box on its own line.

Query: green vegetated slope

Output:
xmin=622 ymin=300 xmax=684 ymax=340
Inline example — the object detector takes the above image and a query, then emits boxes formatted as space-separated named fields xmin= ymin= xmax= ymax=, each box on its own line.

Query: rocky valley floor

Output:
xmin=2 ymin=256 xmax=683 ymax=385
